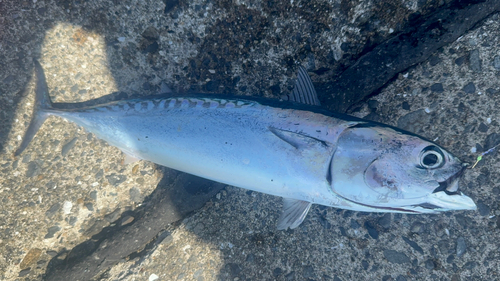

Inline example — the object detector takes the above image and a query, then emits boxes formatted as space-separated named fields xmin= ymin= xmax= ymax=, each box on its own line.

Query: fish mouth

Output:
xmin=425 ymin=164 xmax=476 ymax=211
xmin=432 ymin=164 xmax=467 ymax=195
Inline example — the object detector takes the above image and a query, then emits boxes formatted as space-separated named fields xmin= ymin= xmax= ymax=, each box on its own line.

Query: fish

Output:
xmin=15 ymin=60 xmax=476 ymax=230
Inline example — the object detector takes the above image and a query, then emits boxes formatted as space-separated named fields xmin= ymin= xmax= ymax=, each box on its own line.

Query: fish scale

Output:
xmin=16 ymin=60 xmax=476 ymax=230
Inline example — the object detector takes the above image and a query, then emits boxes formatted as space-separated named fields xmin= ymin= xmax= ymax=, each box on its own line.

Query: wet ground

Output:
xmin=1 ymin=0 xmax=500 ymax=280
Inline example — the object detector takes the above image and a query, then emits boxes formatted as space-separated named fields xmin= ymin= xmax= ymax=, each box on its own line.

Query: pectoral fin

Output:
xmin=269 ymin=127 xmax=327 ymax=150
xmin=277 ymin=198 xmax=312 ymax=230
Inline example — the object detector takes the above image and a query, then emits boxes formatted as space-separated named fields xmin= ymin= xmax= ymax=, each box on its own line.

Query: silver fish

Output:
xmin=16 ymin=61 xmax=476 ymax=230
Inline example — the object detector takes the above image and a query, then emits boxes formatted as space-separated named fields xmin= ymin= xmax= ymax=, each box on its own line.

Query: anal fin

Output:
xmin=277 ymin=198 xmax=312 ymax=230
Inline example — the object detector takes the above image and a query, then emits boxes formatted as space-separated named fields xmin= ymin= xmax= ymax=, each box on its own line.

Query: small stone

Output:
xmin=476 ymin=200 xmax=490 ymax=216
xmin=462 ymin=82 xmax=476 ymax=94
xmin=273 ymin=268 xmax=283 ymax=277
xmin=368 ymin=100 xmax=379 ymax=110
xmin=69 ymin=216 xmax=77 ymax=225
xmin=493 ymin=55 xmax=500 ymax=70
xmin=463 ymin=261 xmax=477 ymax=270
xmin=456 ymin=237 xmax=467 ymax=257
xmin=285 ymin=272 xmax=295 ymax=281
xmin=455 ymin=56 xmax=466 ymax=66
xmin=302 ymin=265 xmax=315 ymax=279
xmin=46 ymin=203 xmax=61 ymax=218
xmin=410 ymin=221 xmax=424 ymax=234
xmin=44 ymin=226 xmax=61 ymax=239
xmin=121 ymin=215 xmax=134 ymax=226
xmin=104 ymin=208 xmax=121 ymax=222
xmin=350 ymin=219 xmax=361 ymax=229
xmin=20 ymin=248 xmax=42 ymax=269
xmin=478 ymin=123 xmax=488 ymax=133
xmin=484 ymin=133 xmax=500 ymax=150
xmin=396 ymin=275 xmax=407 ymax=281
xmin=142 ymin=26 xmax=159 ymax=40
xmin=378 ymin=214 xmax=391 ymax=229
xmin=61 ymin=137 xmax=78 ymax=156
xmin=425 ymin=259 xmax=435 ymax=270
xmin=85 ymin=202 xmax=94 ymax=211
xmin=469 ymin=49 xmax=482 ymax=72
xmin=26 ymin=161 xmax=41 ymax=178
xmin=129 ymin=187 xmax=142 ymax=203
xmin=402 ymin=236 xmax=423 ymax=255
xmin=364 ymin=221 xmax=379 ymax=239
xmin=18 ymin=268 xmax=31 ymax=277
xmin=430 ymin=83 xmax=444 ymax=93
xmin=106 ymin=174 xmax=127 ymax=186
xmin=383 ymin=250 xmax=410 ymax=264
xmin=402 ymin=101 xmax=410 ymax=110
xmin=149 ymin=273 xmax=159 ymax=281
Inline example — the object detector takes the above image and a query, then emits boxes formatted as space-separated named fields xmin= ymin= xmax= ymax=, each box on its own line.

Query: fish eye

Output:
xmin=420 ymin=146 xmax=444 ymax=169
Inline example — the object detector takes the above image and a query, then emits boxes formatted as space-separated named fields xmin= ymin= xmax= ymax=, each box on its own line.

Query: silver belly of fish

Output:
xmin=16 ymin=61 xmax=476 ymax=230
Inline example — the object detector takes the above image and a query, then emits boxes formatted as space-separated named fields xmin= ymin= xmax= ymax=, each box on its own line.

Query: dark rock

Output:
xmin=302 ymin=265 xmax=315 ymax=279
xmin=382 ymin=276 xmax=393 ymax=281
xmin=397 ymin=109 xmax=431 ymax=135
xmin=364 ymin=221 xmax=379 ymax=239
xmin=484 ymin=133 xmax=500 ymax=150
xmin=402 ymin=101 xmax=410 ymax=110
xmin=350 ymin=219 xmax=361 ymax=229
xmin=45 ymin=203 xmax=61 ymax=218
xmin=225 ymin=263 xmax=242 ymax=277
xmin=493 ymin=55 xmax=500 ymax=70
xmin=455 ymin=56 xmax=466 ymax=66
xmin=447 ymin=254 xmax=455 ymax=263
xmin=105 ymin=174 xmax=127 ymax=186
xmin=478 ymin=123 xmax=488 ymax=133
xmin=273 ymin=268 xmax=282 ymax=277
xmin=44 ymin=226 xmax=61 ymax=239
xmin=383 ymin=250 xmax=410 ymax=264
xmin=368 ymin=100 xmax=379 ymax=110
xmin=410 ymin=221 xmax=425 ymax=234
xmin=84 ymin=203 xmax=93 ymax=211
xmin=164 ymin=0 xmax=179 ymax=14
xmin=462 ymin=82 xmax=476 ymax=94
xmin=245 ymin=253 xmax=255 ymax=262
xmin=362 ymin=260 xmax=369 ymax=270
xmin=476 ymin=200 xmax=490 ymax=216
xmin=285 ymin=272 xmax=295 ymax=281
xmin=469 ymin=49 xmax=482 ymax=72
xmin=142 ymin=26 xmax=159 ymax=40
xmin=430 ymin=83 xmax=444 ymax=93
xmin=334 ymin=276 xmax=342 ymax=281
xmin=69 ymin=216 xmax=77 ymax=226
xmin=428 ymin=55 xmax=441 ymax=66
xmin=205 ymin=80 xmax=219 ymax=91
xmin=26 ymin=161 xmax=41 ymax=178
xmin=378 ymin=214 xmax=391 ymax=229
xmin=425 ymin=259 xmax=435 ymax=270
xmin=396 ymin=275 xmax=407 ymax=281
xmin=456 ymin=237 xmax=467 ymax=257
xmin=486 ymin=88 xmax=499 ymax=95
xmin=61 ymin=137 xmax=78 ymax=156
xmin=463 ymin=261 xmax=477 ymax=270
xmin=144 ymin=41 xmax=159 ymax=53
xmin=129 ymin=187 xmax=142 ymax=203
xmin=402 ymin=236 xmax=424 ymax=255
xmin=18 ymin=268 xmax=31 ymax=277
xmin=104 ymin=209 xmax=121 ymax=222
xmin=89 ymin=191 xmax=98 ymax=200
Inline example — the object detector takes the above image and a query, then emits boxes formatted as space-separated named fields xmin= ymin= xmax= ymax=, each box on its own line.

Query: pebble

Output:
xmin=478 ymin=123 xmax=488 ymax=133
xmin=397 ymin=109 xmax=430 ymax=134
xmin=364 ymin=221 xmax=379 ymax=239
xmin=378 ymin=214 xmax=391 ymax=229
xmin=383 ymin=250 xmax=410 ymax=264
xmin=44 ymin=226 xmax=61 ymax=239
xmin=149 ymin=273 xmax=159 ymax=281
xmin=62 ymin=201 xmax=72 ymax=214
xmin=456 ymin=237 xmax=467 ymax=257
xmin=493 ymin=55 xmax=500 ymax=70
xmin=402 ymin=236 xmax=423 ymax=255
xmin=476 ymin=200 xmax=490 ymax=216
xmin=396 ymin=275 xmax=407 ymax=281
xmin=410 ymin=222 xmax=424 ymax=234
xmin=430 ymin=83 xmax=444 ymax=93
xmin=462 ymin=82 xmax=476 ymax=94
xmin=425 ymin=259 xmax=435 ymax=270
xmin=469 ymin=49 xmax=482 ymax=72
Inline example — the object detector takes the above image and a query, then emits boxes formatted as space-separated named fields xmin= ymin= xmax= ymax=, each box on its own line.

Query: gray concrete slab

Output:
xmin=1 ymin=0 xmax=499 ymax=280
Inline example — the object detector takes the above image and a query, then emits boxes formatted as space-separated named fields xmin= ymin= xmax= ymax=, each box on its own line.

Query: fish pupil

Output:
xmin=423 ymin=153 xmax=438 ymax=166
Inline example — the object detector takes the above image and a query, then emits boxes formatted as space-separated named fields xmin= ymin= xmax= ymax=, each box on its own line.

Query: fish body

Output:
xmin=16 ymin=61 xmax=476 ymax=229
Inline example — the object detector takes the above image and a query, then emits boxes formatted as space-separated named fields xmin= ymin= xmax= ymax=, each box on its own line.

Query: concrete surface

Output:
xmin=1 ymin=0 xmax=500 ymax=280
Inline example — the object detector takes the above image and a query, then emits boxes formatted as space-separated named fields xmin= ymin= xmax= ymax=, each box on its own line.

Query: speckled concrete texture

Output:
xmin=1 ymin=0 xmax=500 ymax=280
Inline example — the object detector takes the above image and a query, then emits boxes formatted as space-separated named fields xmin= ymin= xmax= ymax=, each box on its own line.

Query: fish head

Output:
xmin=329 ymin=124 xmax=476 ymax=213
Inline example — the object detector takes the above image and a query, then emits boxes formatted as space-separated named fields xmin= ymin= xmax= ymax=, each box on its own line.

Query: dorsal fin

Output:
xmin=289 ymin=66 xmax=321 ymax=106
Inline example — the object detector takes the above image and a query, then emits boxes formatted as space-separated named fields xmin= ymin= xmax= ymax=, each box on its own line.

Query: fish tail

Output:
xmin=14 ymin=60 xmax=54 ymax=157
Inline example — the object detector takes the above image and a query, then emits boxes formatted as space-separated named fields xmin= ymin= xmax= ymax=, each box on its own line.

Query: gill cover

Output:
xmin=329 ymin=124 xmax=475 ymax=211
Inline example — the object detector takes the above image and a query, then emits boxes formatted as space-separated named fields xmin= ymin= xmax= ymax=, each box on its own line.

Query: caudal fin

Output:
xmin=14 ymin=60 xmax=54 ymax=156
